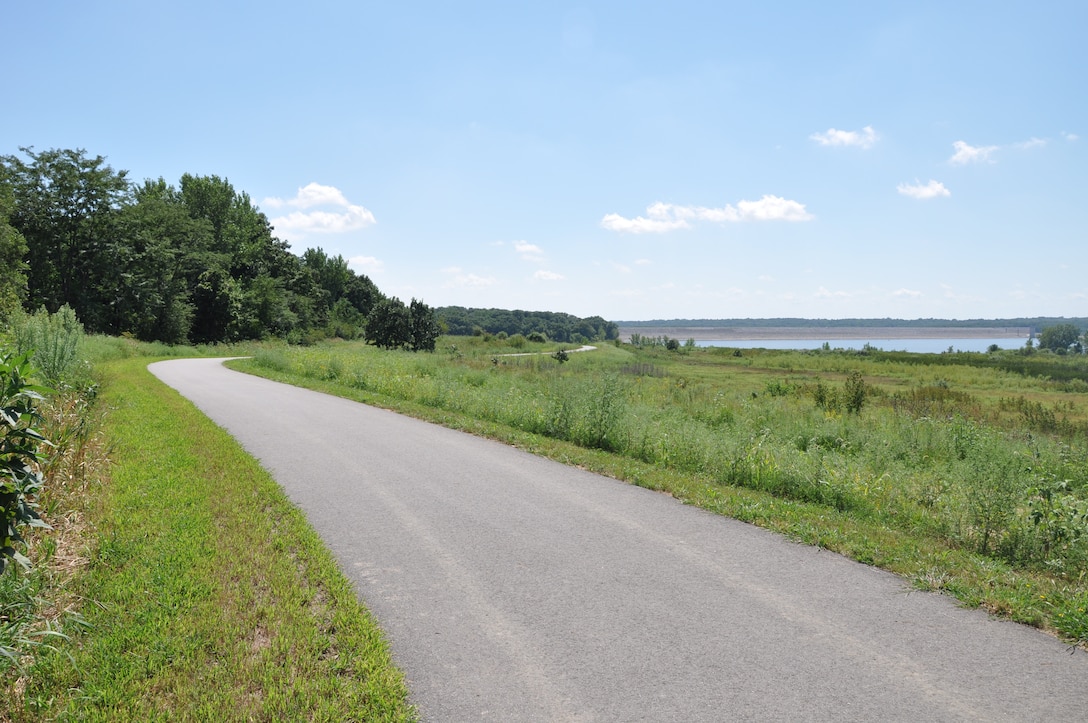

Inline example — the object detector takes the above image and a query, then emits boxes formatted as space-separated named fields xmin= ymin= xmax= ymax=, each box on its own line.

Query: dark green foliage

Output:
xmin=438 ymin=306 xmax=619 ymax=342
xmin=0 ymin=184 xmax=28 ymax=323
xmin=365 ymin=297 xmax=411 ymax=349
xmin=365 ymin=297 xmax=440 ymax=351
xmin=407 ymin=298 xmax=439 ymax=352
xmin=0 ymin=353 xmax=52 ymax=574
xmin=552 ymin=349 xmax=569 ymax=364
xmin=1 ymin=147 xmax=130 ymax=328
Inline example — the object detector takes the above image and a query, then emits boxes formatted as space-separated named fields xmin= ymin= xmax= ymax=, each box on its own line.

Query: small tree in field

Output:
xmin=407 ymin=298 xmax=440 ymax=352
xmin=365 ymin=297 xmax=409 ymax=349
xmin=1038 ymin=324 xmax=1081 ymax=354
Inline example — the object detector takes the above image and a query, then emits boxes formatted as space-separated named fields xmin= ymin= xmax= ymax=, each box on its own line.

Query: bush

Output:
xmin=0 ymin=352 xmax=52 ymax=574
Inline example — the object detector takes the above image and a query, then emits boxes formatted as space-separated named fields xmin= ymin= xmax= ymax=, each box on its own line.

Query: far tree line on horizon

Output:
xmin=0 ymin=147 xmax=618 ymax=351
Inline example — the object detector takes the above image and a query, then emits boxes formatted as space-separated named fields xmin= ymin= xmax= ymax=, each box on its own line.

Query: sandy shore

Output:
xmin=619 ymin=326 xmax=1032 ymax=342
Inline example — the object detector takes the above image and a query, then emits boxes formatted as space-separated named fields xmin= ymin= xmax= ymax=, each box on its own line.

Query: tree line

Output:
xmin=0 ymin=147 xmax=438 ymax=350
xmin=438 ymin=306 xmax=619 ymax=343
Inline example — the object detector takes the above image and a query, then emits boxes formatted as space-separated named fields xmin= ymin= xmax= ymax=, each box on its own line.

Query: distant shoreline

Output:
xmin=618 ymin=326 xmax=1032 ymax=342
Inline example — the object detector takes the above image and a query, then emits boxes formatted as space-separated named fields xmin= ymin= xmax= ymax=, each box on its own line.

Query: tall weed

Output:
xmin=10 ymin=306 xmax=87 ymax=387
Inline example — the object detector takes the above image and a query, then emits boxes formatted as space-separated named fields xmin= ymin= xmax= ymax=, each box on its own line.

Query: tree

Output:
xmin=365 ymin=297 xmax=410 ymax=349
xmin=1038 ymin=324 xmax=1082 ymax=354
xmin=1 ymin=147 xmax=131 ymax=328
xmin=190 ymin=267 xmax=240 ymax=344
xmin=0 ymin=183 xmax=28 ymax=323
xmin=407 ymin=298 xmax=440 ymax=352
xmin=107 ymin=186 xmax=213 ymax=342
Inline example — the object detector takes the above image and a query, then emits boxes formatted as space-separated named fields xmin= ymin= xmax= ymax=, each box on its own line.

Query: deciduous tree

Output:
xmin=1038 ymin=324 xmax=1082 ymax=354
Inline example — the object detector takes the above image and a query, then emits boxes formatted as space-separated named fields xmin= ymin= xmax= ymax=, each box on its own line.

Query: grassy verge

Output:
xmin=230 ymin=339 xmax=1088 ymax=647
xmin=9 ymin=358 xmax=414 ymax=721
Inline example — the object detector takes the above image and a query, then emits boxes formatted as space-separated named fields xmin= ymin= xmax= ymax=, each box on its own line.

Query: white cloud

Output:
xmin=815 ymin=286 xmax=851 ymax=298
xmin=348 ymin=255 xmax=383 ymax=273
xmin=809 ymin=125 xmax=878 ymax=149
xmin=634 ymin=258 xmax=651 ymax=265
xmin=441 ymin=268 xmax=498 ymax=288
xmin=1014 ymin=137 xmax=1047 ymax=150
xmin=757 ymin=275 xmax=774 ymax=282
xmin=1063 ymin=131 xmax=1079 ymax=142
xmin=534 ymin=270 xmax=565 ymax=281
xmin=897 ymin=179 xmax=951 ymax=199
xmin=949 ymin=140 xmax=998 ymax=165
xmin=514 ymin=241 xmax=545 ymax=262
xmin=601 ymin=195 xmax=813 ymax=233
xmin=892 ymin=288 xmax=922 ymax=298
xmin=600 ymin=212 xmax=689 ymax=234
xmin=264 ymin=183 xmax=376 ymax=239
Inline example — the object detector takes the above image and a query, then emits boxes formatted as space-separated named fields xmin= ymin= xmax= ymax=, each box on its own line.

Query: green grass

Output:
xmin=232 ymin=337 xmax=1088 ymax=647
xmin=10 ymin=358 xmax=414 ymax=721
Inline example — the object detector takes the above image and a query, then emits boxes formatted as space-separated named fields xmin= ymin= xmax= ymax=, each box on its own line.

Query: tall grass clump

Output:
xmin=9 ymin=305 xmax=88 ymax=388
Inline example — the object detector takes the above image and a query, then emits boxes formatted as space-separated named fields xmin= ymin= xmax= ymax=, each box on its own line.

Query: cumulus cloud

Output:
xmin=809 ymin=125 xmax=878 ymax=149
xmin=897 ymin=179 xmax=951 ymax=199
xmin=949 ymin=140 xmax=998 ymax=165
xmin=892 ymin=288 xmax=922 ymax=298
xmin=599 ymin=212 xmax=688 ymax=234
xmin=601 ymin=195 xmax=813 ymax=233
xmin=534 ymin=270 xmax=565 ymax=281
xmin=264 ymin=183 xmax=376 ymax=239
xmin=815 ymin=286 xmax=851 ymax=298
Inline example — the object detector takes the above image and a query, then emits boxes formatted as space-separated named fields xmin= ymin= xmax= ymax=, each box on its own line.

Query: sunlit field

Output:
xmin=235 ymin=337 xmax=1088 ymax=646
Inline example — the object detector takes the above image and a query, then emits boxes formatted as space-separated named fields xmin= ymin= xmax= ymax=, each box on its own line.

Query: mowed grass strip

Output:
xmin=20 ymin=358 xmax=414 ymax=722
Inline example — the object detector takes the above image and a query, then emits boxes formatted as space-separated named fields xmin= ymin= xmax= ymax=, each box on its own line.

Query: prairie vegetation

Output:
xmin=238 ymin=337 xmax=1088 ymax=645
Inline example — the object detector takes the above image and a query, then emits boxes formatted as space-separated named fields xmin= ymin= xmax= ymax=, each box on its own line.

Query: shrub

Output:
xmin=843 ymin=371 xmax=867 ymax=415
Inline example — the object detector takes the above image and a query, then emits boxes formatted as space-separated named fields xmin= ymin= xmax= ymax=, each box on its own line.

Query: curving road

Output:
xmin=150 ymin=358 xmax=1088 ymax=721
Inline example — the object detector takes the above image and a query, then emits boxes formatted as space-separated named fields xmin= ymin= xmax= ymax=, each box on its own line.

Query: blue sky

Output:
xmin=5 ymin=1 xmax=1084 ymax=321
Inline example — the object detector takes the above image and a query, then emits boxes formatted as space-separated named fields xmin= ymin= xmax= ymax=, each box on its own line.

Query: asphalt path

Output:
xmin=150 ymin=358 xmax=1088 ymax=721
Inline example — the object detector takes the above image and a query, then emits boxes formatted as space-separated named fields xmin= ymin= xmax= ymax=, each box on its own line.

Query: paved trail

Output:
xmin=150 ymin=358 xmax=1088 ymax=721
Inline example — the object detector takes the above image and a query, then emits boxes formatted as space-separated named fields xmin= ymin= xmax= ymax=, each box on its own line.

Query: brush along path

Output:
xmin=151 ymin=358 xmax=1088 ymax=722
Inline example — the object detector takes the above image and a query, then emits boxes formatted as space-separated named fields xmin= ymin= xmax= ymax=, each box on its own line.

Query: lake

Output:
xmin=695 ymin=338 xmax=1028 ymax=353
